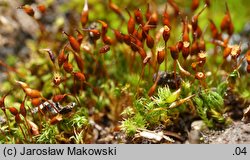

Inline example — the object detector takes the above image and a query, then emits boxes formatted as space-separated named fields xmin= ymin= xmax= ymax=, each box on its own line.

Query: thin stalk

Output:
xmin=164 ymin=42 xmax=168 ymax=72
xmin=18 ymin=124 xmax=28 ymax=143
xmin=136 ymin=63 xmax=146 ymax=97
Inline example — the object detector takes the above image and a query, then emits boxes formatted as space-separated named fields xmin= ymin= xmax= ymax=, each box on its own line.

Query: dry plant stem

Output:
xmin=169 ymin=94 xmax=195 ymax=108
xmin=177 ymin=60 xmax=193 ymax=77
xmin=164 ymin=130 xmax=184 ymax=142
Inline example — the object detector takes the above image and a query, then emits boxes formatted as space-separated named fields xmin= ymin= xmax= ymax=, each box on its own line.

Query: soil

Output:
xmin=202 ymin=121 xmax=250 ymax=144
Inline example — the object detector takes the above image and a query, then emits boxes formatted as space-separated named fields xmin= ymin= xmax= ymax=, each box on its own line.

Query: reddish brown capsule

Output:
xmin=52 ymin=94 xmax=68 ymax=103
xmin=193 ymin=26 xmax=202 ymax=39
xmin=113 ymin=29 xmax=123 ymax=43
xmin=129 ymin=34 xmax=143 ymax=51
xmin=81 ymin=0 xmax=89 ymax=28
xmin=169 ymin=45 xmax=179 ymax=60
xmin=209 ymin=19 xmax=221 ymax=40
xmin=102 ymin=35 xmax=113 ymax=45
xmin=191 ymin=4 xmax=207 ymax=31
xmin=15 ymin=114 xmax=22 ymax=124
xmin=19 ymin=101 xmax=26 ymax=117
xmin=76 ymin=29 xmax=84 ymax=45
xmin=199 ymin=37 xmax=206 ymax=51
xmin=246 ymin=50 xmax=250 ymax=64
xmin=220 ymin=13 xmax=230 ymax=33
xmin=58 ymin=47 xmax=67 ymax=67
xmin=0 ymin=92 xmax=9 ymax=112
xmin=146 ymin=34 xmax=154 ymax=49
xmin=63 ymin=61 xmax=73 ymax=73
xmin=182 ymin=18 xmax=189 ymax=42
xmin=9 ymin=107 xmax=19 ymax=116
xmin=191 ymin=0 xmax=200 ymax=11
xmin=123 ymin=34 xmax=131 ymax=45
xmin=182 ymin=41 xmax=190 ymax=59
xmin=162 ymin=6 xmax=171 ymax=27
xmin=195 ymin=72 xmax=206 ymax=80
xmin=71 ymin=49 xmax=84 ymax=72
xmin=138 ymin=47 xmax=147 ymax=60
xmin=247 ymin=65 xmax=250 ymax=73
xmin=149 ymin=11 xmax=158 ymax=25
xmin=134 ymin=8 xmax=144 ymax=25
xmin=126 ymin=8 xmax=135 ymax=34
xmin=63 ymin=31 xmax=80 ymax=53
xmin=223 ymin=46 xmax=232 ymax=58
xmin=31 ymin=98 xmax=41 ymax=107
xmin=83 ymin=29 xmax=101 ymax=41
xmin=228 ymin=23 xmax=234 ymax=36
xmin=163 ymin=25 xmax=171 ymax=42
xmin=99 ymin=45 xmax=110 ymax=54
xmin=98 ymin=20 xmax=108 ymax=35
xmin=37 ymin=4 xmax=46 ymax=14
xmin=131 ymin=42 xmax=146 ymax=60
xmin=24 ymin=88 xmax=41 ymax=98
xmin=135 ymin=30 xmax=143 ymax=42
xmin=191 ymin=40 xmax=199 ymax=56
xmin=220 ymin=3 xmax=234 ymax=35
xmin=157 ymin=48 xmax=165 ymax=65
xmin=177 ymin=41 xmax=183 ymax=51
xmin=73 ymin=72 xmax=86 ymax=81
xmin=146 ymin=4 xmax=158 ymax=25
